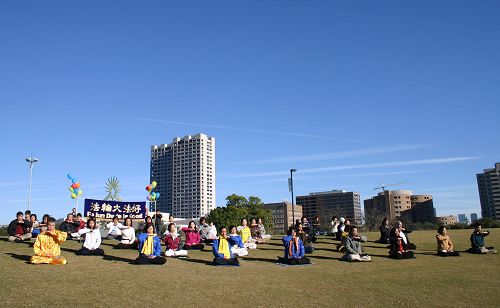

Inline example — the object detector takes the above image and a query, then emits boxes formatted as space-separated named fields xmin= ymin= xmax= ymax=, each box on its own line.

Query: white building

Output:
xmin=150 ymin=133 xmax=215 ymax=219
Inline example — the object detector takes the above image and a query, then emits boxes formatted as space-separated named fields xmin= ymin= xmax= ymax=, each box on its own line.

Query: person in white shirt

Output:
xmin=75 ymin=218 xmax=104 ymax=255
xmin=116 ymin=217 xmax=137 ymax=249
xmin=208 ymin=222 xmax=217 ymax=240
xmin=106 ymin=216 xmax=123 ymax=240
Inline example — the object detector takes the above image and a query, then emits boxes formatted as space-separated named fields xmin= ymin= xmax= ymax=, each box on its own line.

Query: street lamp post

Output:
xmin=25 ymin=156 xmax=39 ymax=211
xmin=289 ymin=168 xmax=297 ymax=228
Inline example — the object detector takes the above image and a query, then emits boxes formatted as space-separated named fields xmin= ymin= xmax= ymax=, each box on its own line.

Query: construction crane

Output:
xmin=373 ymin=182 xmax=407 ymax=192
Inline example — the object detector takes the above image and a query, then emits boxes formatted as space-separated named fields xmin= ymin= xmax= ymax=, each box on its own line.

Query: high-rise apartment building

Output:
xmin=470 ymin=213 xmax=478 ymax=223
xmin=150 ymin=133 xmax=215 ymax=219
xmin=477 ymin=162 xmax=500 ymax=220
xmin=458 ymin=213 xmax=468 ymax=224
xmin=296 ymin=190 xmax=362 ymax=225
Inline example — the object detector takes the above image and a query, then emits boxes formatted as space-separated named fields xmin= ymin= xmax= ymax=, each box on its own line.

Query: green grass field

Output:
xmin=1 ymin=229 xmax=499 ymax=307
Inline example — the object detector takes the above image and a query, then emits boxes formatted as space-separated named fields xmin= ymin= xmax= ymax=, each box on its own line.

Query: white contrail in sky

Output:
xmin=230 ymin=156 xmax=480 ymax=178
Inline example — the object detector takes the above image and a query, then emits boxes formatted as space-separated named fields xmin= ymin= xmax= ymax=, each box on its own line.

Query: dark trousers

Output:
xmin=305 ymin=246 xmax=314 ymax=254
xmin=391 ymin=251 xmax=414 ymax=259
xmin=438 ymin=251 xmax=460 ymax=257
xmin=115 ymin=242 xmax=138 ymax=249
xmin=278 ymin=257 xmax=311 ymax=265
xmin=76 ymin=247 xmax=105 ymax=256
xmin=183 ymin=244 xmax=204 ymax=250
xmin=135 ymin=254 xmax=167 ymax=265
xmin=213 ymin=257 xmax=239 ymax=266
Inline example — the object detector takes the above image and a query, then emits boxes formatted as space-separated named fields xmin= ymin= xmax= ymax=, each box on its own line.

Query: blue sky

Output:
xmin=1 ymin=1 xmax=499 ymax=224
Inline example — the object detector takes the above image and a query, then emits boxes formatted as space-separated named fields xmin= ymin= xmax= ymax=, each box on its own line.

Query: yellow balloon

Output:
xmin=151 ymin=181 xmax=157 ymax=188
xmin=69 ymin=187 xmax=74 ymax=193
xmin=71 ymin=193 xmax=77 ymax=199
xmin=78 ymin=190 xmax=83 ymax=196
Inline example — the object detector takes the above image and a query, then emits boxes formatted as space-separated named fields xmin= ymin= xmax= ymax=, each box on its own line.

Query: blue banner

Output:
xmin=84 ymin=198 xmax=147 ymax=220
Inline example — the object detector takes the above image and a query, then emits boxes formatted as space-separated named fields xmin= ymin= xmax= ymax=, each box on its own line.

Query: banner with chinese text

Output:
xmin=83 ymin=199 xmax=147 ymax=220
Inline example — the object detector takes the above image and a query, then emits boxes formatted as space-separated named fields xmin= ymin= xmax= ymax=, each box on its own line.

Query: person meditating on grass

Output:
xmin=376 ymin=218 xmax=390 ymax=244
xmin=74 ymin=218 xmax=104 ymax=256
xmin=212 ymin=226 xmax=240 ymax=266
xmin=164 ymin=223 xmax=188 ymax=257
xmin=257 ymin=218 xmax=271 ymax=240
xmin=30 ymin=217 xmax=68 ymax=265
xmin=116 ymin=217 xmax=137 ymax=249
xmin=296 ymin=223 xmax=314 ymax=253
xmin=467 ymin=223 xmax=497 ymax=254
xmin=228 ymin=226 xmax=249 ymax=257
xmin=238 ymin=218 xmax=257 ymax=249
xmin=135 ymin=223 xmax=167 ymax=265
xmin=8 ymin=211 xmax=33 ymax=242
xmin=436 ymin=225 xmax=460 ymax=257
xmin=279 ymin=227 xmax=311 ymax=265
xmin=182 ymin=220 xmax=204 ymax=250
xmin=249 ymin=218 xmax=267 ymax=244
xmin=106 ymin=215 xmax=123 ymax=240
xmin=389 ymin=227 xmax=415 ymax=259
xmin=341 ymin=226 xmax=371 ymax=262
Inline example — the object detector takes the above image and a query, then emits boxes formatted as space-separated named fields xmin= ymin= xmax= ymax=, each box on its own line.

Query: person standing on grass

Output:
xmin=467 ymin=223 xmax=497 ymax=254
xmin=182 ymin=220 xmax=204 ymax=250
xmin=212 ymin=226 xmax=240 ymax=266
xmin=30 ymin=217 xmax=68 ymax=265
xmin=8 ymin=211 xmax=33 ymax=242
xmin=152 ymin=210 xmax=163 ymax=236
xmin=135 ymin=223 xmax=166 ymax=265
xmin=435 ymin=225 xmax=459 ymax=257
xmin=341 ymin=226 xmax=371 ymax=262
xmin=164 ymin=223 xmax=188 ymax=257
xmin=75 ymin=218 xmax=104 ymax=256
xmin=296 ymin=223 xmax=314 ymax=253
xmin=389 ymin=227 xmax=414 ymax=259
xmin=116 ymin=217 xmax=137 ymax=249
xmin=279 ymin=227 xmax=311 ymax=265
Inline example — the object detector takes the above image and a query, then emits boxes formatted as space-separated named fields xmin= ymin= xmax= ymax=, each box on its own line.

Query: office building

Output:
xmin=364 ymin=190 xmax=436 ymax=223
xmin=150 ymin=133 xmax=215 ymax=219
xmin=470 ymin=213 xmax=478 ymax=223
xmin=263 ymin=202 xmax=303 ymax=233
xmin=458 ymin=214 xmax=468 ymax=224
xmin=477 ymin=162 xmax=500 ymax=220
xmin=436 ymin=215 xmax=457 ymax=225
xmin=296 ymin=190 xmax=362 ymax=225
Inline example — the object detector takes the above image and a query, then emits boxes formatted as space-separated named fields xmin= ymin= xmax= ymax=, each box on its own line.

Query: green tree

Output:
xmin=208 ymin=194 xmax=273 ymax=231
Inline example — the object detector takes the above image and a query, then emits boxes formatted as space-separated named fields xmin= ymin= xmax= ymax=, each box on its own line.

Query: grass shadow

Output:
xmin=102 ymin=254 xmax=135 ymax=264
xmin=313 ymin=247 xmax=339 ymax=253
xmin=308 ymin=255 xmax=338 ymax=261
xmin=178 ymin=257 xmax=213 ymax=266
xmin=5 ymin=252 xmax=31 ymax=263
xmin=61 ymin=247 xmax=80 ymax=254
xmin=241 ymin=256 xmax=279 ymax=264
xmin=256 ymin=247 xmax=283 ymax=252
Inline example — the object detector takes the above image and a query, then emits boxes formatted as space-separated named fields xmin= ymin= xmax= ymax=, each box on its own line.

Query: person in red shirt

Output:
xmin=182 ymin=221 xmax=204 ymax=250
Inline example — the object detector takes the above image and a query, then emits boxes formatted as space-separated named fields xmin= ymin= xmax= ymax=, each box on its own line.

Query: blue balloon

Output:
xmin=74 ymin=188 xmax=79 ymax=194
xmin=72 ymin=178 xmax=77 ymax=183
xmin=156 ymin=192 xmax=160 ymax=199
xmin=67 ymin=173 xmax=73 ymax=180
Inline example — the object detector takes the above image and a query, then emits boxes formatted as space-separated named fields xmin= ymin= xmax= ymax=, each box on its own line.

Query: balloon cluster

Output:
xmin=67 ymin=174 xmax=83 ymax=199
xmin=146 ymin=181 xmax=160 ymax=201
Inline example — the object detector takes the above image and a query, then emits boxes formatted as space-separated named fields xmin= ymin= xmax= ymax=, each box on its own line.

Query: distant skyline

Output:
xmin=1 ymin=1 xmax=499 ymax=223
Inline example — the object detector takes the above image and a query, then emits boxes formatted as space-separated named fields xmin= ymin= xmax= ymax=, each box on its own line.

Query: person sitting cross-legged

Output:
xmin=116 ymin=217 xmax=137 ymax=249
xmin=341 ymin=226 xmax=371 ymax=262
xmin=238 ymin=218 xmax=257 ymax=249
xmin=135 ymin=224 xmax=167 ymax=265
xmin=228 ymin=226 xmax=249 ymax=257
xmin=278 ymin=227 xmax=311 ymax=265
xmin=164 ymin=223 xmax=188 ymax=257
xmin=436 ymin=225 xmax=460 ymax=257
xmin=376 ymin=218 xmax=390 ymax=244
xmin=389 ymin=227 xmax=415 ymax=259
xmin=212 ymin=226 xmax=240 ymax=266
xmin=74 ymin=218 xmax=104 ymax=256
xmin=8 ymin=211 xmax=33 ymax=242
xmin=30 ymin=217 xmax=68 ymax=265
xmin=467 ymin=223 xmax=497 ymax=254
xmin=105 ymin=216 xmax=123 ymax=240
xmin=296 ymin=223 xmax=314 ymax=253
xmin=182 ymin=220 xmax=204 ymax=250
xmin=59 ymin=213 xmax=79 ymax=240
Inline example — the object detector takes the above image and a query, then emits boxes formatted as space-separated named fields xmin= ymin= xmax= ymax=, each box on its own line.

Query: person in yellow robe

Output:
xmin=30 ymin=217 xmax=68 ymax=265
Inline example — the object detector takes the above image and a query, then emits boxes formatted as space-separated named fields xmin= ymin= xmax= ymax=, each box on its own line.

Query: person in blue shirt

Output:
xmin=135 ymin=223 xmax=167 ymax=265
xmin=278 ymin=227 xmax=311 ymax=265
xmin=228 ymin=225 xmax=249 ymax=257
xmin=467 ymin=223 xmax=497 ymax=254
xmin=212 ymin=226 xmax=239 ymax=266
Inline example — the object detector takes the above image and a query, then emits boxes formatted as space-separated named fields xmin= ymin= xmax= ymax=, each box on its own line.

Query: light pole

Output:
xmin=25 ymin=156 xmax=39 ymax=211
xmin=289 ymin=169 xmax=297 ymax=227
